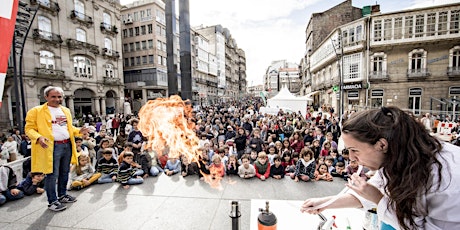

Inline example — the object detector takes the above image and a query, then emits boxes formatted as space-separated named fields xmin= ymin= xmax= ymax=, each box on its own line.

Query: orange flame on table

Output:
xmin=137 ymin=95 xmax=222 ymax=188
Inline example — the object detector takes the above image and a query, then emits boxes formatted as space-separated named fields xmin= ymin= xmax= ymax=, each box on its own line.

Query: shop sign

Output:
xmin=371 ymin=89 xmax=384 ymax=97
xmin=342 ymin=83 xmax=362 ymax=90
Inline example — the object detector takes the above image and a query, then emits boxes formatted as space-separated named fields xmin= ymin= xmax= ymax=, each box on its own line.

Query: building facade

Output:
xmin=2 ymin=0 xmax=124 ymax=129
xmin=263 ymin=60 xmax=300 ymax=98
xmin=302 ymin=1 xmax=460 ymax=118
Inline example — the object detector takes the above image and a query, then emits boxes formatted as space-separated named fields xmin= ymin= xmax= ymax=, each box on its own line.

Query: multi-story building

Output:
xmin=303 ymin=1 xmax=460 ymax=118
xmin=1 ymin=0 xmax=124 ymax=129
xmin=263 ymin=60 xmax=300 ymax=97
xmin=120 ymin=0 xmax=173 ymax=112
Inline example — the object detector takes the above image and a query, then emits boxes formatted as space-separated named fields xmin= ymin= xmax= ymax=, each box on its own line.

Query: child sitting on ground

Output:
xmin=96 ymin=148 xmax=118 ymax=184
xmin=238 ymin=154 xmax=256 ymax=179
xmin=181 ymin=154 xmax=198 ymax=177
xmin=209 ymin=154 xmax=225 ymax=179
xmin=281 ymin=151 xmax=295 ymax=176
xmin=198 ymin=148 xmax=211 ymax=180
xmin=269 ymin=155 xmax=284 ymax=179
xmin=226 ymin=154 xmax=239 ymax=176
xmin=346 ymin=159 xmax=367 ymax=180
xmin=164 ymin=156 xmax=181 ymax=176
xmin=249 ymin=150 xmax=258 ymax=164
xmin=331 ymin=161 xmax=347 ymax=179
xmin=315 ymin=163 xmax=333 ymax=181
xmin=69 ymin=154 xmax=101 ymax=190
xmin=254 ymin=152 xmax=271 ymax=181
xmin=291 ymin=148 xmax=316 ymax=182
xmin=117 ymin=152 xmax=144 ymax=189
xmin=17 ymin=172 xmax=45 ymax=195
xmin=0 ymin=165 xmax=24 ymax=206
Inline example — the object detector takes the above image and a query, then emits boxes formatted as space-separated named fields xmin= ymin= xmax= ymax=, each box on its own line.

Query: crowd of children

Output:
xmin=1 ymin=100 xmax=377 ymax=207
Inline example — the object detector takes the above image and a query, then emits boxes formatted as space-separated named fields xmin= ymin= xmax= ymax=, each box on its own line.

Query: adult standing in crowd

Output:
xmin=25 ymin=86 xmax=89 ymax=212
xmin=301 ymin=106 xmax=460 ymax=229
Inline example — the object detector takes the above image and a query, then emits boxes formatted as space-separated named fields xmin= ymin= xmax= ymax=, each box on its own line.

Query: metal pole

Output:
xmin=18 ymin=7 xmax=39 ymax=128
xmin=229 ymin=201 xmax=241 ymax=230
xmin=179 ymin=0 xmax=192 ymax=101
xmin=165 ymin=0 xmax=178 ymax=96
xmin=12 ymin=34 xmax=23 ymax=132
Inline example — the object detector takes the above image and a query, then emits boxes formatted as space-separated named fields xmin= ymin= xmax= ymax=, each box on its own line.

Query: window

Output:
xmin=438 ymin=12 xmax=448 ymax=35
xmin=356 ymin=25 xmax=362 ymax=42
xmin=122 ymin=29 xmax=127 ymax=38
xmin=148 ymin=39 xmax=153 ymax=49
xmin=411 ymin=53 xmax=423 ymax=70
xmin=135 ymin=42 xmax=140 ymax=50
xmin=427 ymin=13 xmax=436 ymax=36
xmin=105 ymin=63 xmax=114 ymax=78
xmin=140 ymin=10 xmax=145 ymax=19
xmin=38 ymin=16 xmax=51 ymax=38
xmin=415 ymin=14 xmax=424 ymax=38
xmin=129 ymin=43 xmax=134 ymax=51
xmin=405 ymin=16 xmax=413 ymax=38
xmin=384 ymin=19 xmax=392 ymax=40
xmin=157 ymin=40 xmax=162 ymax=50
xmin=124 ymin=58 xmax=129 ymax=67
xmin=141 ymin=25 xmax=146 ymax=35
xmin=142 ymin=41 xmax=147 ymax=50
xmin=136 ymin=56 xmax=140 ymax=65
xmin=373 ymin=56 xmax=383 ymax=72
xmin=146 ymin=9 xmax=151 ymax=17
xmin=39 ymin=50 xmax=54 ymax=69
xmin=156 ymin=25 xmax=161 ymax=36
xmin=130 ymin=57 xmax=135 ymax=66
xmin=371 ymin=89 xmax=384 ymax=108
xmin=394 ymin=17 xmax=403 ymax=39
xmin=450 ymin=46 xmax=460 ymax=72
xmin=148 ymin=24 xmax=153 ymax=34
xmin=104 ymin=38 xmax=112 ymax=50
xmin=75 ymin=0 xmax=85 ymax=16
xmin=135 ymin=27 xmax=139 ymax=36
xmin=408 ymin=49 xmax=427 ymax=76
xmin=123 ymin=44 xmax=128 ymax=52
xmin=408 ymin=88 xmax=422 ymax=116
xmin=103 ymin=12 xmax=111 ymax=27
xmin=158 ymin=55 xmax=162 ymax=65
xmin=342 ymin=30 xmax=348 ymax=46
xmin=349 ymin=28 xmax=355 ymax=44
xmin=149 ymin=55 xmax=154 ymax=64
xmin=76 ymin=28 xmax=86 ymax=42
xmin=343 ymin=53 xmax=362 ymax=80
xmin=129 ymin=28 xmax=133 ymax=37
xmin=133 ymin=12 xmax=139 ymax=21
xmin=142 ymin=56 xmax=147 ymax=64
xmin=451 ymin=10 xmax=460 ymax=34
xmin=73 ymin=56 xmax=92 ymax=77
xmin=373 ymin=19 xmax=382 ymax=41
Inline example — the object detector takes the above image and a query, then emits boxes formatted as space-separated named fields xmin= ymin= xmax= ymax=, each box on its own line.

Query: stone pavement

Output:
xmin=0 ymin=174 xmax=348 ymax=230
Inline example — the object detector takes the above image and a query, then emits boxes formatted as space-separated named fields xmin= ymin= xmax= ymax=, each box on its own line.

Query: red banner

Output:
xmin=0 ymin=0 xmax=19 ymax=108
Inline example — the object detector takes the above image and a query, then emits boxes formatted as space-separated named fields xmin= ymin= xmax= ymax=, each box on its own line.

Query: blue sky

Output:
xmin=120 ymin=0 xmax=460 ymax=86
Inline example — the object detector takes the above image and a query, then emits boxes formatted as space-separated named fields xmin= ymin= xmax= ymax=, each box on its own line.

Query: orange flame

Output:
xmin=138 ymin=95 xmax=223 ymax=188
xmin=138 ymin=95 xmax=199 ymax=163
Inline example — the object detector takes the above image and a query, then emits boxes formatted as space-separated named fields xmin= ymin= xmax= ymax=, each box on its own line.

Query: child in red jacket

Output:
xmin=254 ymin=151 xmax=271 ymax=181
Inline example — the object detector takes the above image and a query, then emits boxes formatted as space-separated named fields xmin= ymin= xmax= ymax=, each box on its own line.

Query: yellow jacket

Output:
xmin=25 ymin=103 xmax=81 ymax=174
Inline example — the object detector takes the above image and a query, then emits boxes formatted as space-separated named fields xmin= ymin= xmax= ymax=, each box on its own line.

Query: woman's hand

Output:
xmin=347 ymin=173 xmax=383 ymax=205
xmin=300 ymin=197 xmax=331 ymax=214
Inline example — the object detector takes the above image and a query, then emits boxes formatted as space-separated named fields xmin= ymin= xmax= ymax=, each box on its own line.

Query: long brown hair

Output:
xmin=342 ymin=106 xmax=443 ymax=230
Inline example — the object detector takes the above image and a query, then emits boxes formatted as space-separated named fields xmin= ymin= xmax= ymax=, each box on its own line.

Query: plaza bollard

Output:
xmin=229 ymin=200 xmax=241 ymax=230
xmin=257 ymin=201 xmax=277 ymax=230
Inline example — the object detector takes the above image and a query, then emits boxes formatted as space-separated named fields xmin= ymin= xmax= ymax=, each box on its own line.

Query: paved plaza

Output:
xmin=0 ymin=173 xmax=351 ymax=230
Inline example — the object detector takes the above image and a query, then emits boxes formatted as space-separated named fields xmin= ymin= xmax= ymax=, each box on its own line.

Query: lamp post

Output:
xmin=331 ymin=32 xmax=343 ymax=120
xmin=453 ymin=96 xmax=458 ymax=122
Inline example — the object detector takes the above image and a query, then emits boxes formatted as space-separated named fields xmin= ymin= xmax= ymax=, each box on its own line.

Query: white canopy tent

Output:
xmin=261 ymin=86 xmax=312 ymax=117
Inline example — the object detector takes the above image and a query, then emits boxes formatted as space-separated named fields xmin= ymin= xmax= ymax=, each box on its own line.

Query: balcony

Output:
xmin=103 ymin=77 xmax=121 ymax=85
xmin=30 ymin=0 xmax=60 ymax=15
xmin=32 ymin=29 xmax=63 ymax=47
xmin=369 ymin=71 xmax=389 ymax=80
xmin=102 ymin=48 xmax=120 ymax=60
xmin=447 ymin=67 xmax=460 ymax=77
xmin=35 ymin=68 xmax=65 ymax=80
xmin=206 ymin=80 xmax=218 ymax=88
xmin=70 ymin=10 xmax=93 ymax=27
xmin=100 ymin=22 xmax=118 ymax=36
xmin=407 ymin=68 xmax=430 ymax=79
xmin=195 ymin=78 xmax=206 ymax=84
xmin=66 ymin=39 xmax=99 ymax=54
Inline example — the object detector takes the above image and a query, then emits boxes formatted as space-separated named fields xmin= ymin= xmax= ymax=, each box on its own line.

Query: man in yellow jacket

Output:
xmin=25 ymin=86 xmax=89 ymax=212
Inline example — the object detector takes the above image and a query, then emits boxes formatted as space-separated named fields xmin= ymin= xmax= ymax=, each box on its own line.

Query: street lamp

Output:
xmin=453 ymin=96 xmax=458 ymax=122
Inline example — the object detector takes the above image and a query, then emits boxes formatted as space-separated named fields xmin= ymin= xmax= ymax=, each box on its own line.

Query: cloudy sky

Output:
xmin=120 ymin=0 xmax=460 ymax=86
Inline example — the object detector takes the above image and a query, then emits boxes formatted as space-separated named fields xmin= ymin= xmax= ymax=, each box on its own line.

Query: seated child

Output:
xmin=226 ymin=154 xmax=239 ymax=176
xmin=143 ymin=145 xmax=163 ymax=177
xmin=18 ymin=172 xmax=45 ymax=195
xmin=324 ymin=156 xmax=335 ymax=173
xmin=198 ymin=148 xmax=211 ymax=180
xmin=164 ymin=156 xmax=181 ymax=176
xmin=0 ymin=165 xmax=24 ymax=206
xmin=315 ymin=163 xmax=333 ymax=181
xmin=70 ymin=154 xmax=101 ymax=190
xmin=281 ymin=151 xmax=295 ymax=175
xmin=249 ymin=150 xmax=258 ymax=164
xmin=254 ymin=152 xmax=271 ymax=181
xmin=209 ymin=154 xmax=225 ymax=179
xmin=238 ymin=154 xmax=256 ymax=179
xmin=266 ymin=146 xmax=277 ymax=165
xmin=331 ymin=161 xmax=347 ymax=179
xmin=181 ymin=154 xmax=198 ymax=177
xmin=117 ymin=142 xmax=133 ymax=165
xmin=346 ymin=159 xmax=367 ymax=180
xmin=117 ymin=152 xmax=144 ymax=189
xmin=291 ymin=148 xmax=316 ymax=182
xmin=269 ymin=155 xmax=284 ymax=179
xmin=96 ymin=148 xmax=119 ymax=184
